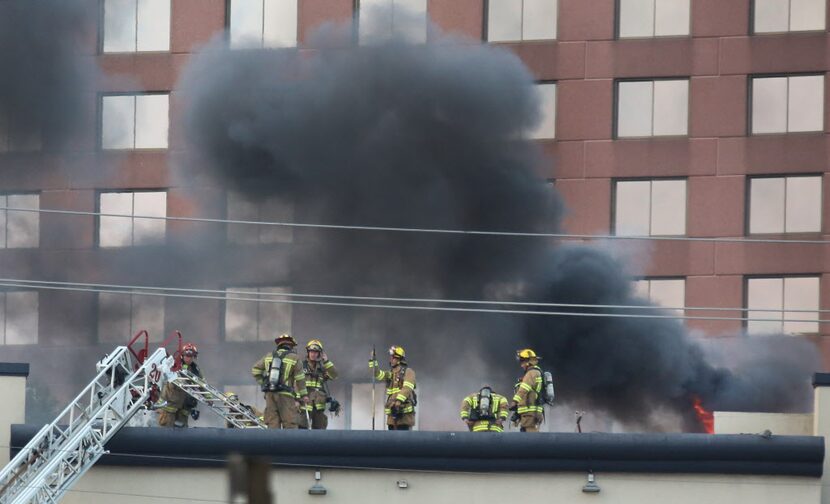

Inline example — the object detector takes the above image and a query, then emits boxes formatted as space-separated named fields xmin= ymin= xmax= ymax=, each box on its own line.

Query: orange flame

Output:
xmin=692 ymin=396 xmax=714 ymax=434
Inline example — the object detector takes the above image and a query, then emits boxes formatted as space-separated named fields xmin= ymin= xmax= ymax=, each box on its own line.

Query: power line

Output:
xmin=2 ymin=277 xmax=829 ymax=315
xmin=1 ymin=205 xmax=829 ymax=244
xmin=0 ymin=278 xmax=825 ymax=325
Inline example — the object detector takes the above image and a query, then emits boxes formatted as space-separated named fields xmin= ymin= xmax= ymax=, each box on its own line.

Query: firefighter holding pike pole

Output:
xmin=369 ymin=345 xmax=417 ymax=430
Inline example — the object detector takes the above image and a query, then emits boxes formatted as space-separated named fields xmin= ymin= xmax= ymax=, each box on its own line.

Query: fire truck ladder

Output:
xmin=168 ymin=368 xmax=266 ymax=429
xmin=0 ymin=345 xmax=172 ymax=504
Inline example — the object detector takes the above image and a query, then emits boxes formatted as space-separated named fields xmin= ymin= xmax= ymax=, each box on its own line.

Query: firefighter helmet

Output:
xmin=388 ymin=345 xmax=406 ymax=359
xmin=306 ymin=339 xmax=323 ymax=352
xmin=275 ymin=333 xmax=297 ymax=346
xmin=516 ymin=348 xmax=539 ymax=361
xmin=182 ymin=343 xmax=198 ymax=357
xmin=224 ymin=391 xmax=239 ymax=401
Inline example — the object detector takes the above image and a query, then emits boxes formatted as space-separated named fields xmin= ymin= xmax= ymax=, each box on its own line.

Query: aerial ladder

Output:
xmin=167 ymin=367 xmax=266 ymax=429
xmin=0 ymin=330 xmax=174 ymax=504
xmin=156 ymin=331 xmax=266 ymax=430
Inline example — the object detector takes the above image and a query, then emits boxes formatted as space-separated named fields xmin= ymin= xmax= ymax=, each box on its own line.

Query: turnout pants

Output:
xmin=158 ymin=409 xmax=189 ymax=428
xmin=264 ymin=392 xmax=300 ymax=429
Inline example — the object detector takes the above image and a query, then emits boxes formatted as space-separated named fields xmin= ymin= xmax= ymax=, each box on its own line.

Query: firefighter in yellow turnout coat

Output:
xmin=460 ymin=387 xmax=509 ymax=432
xmin=158 ymin=342 xmax=202 ymax=428
xmin=511 ymin=348 xmax=544 ymax=432
xmin=251 ymin=334 xmax=309 ymax=429
xmin=370 ymin=345 xmax=416 ymax=430
xmin=299 ymin=339 xmax=338 ymax=429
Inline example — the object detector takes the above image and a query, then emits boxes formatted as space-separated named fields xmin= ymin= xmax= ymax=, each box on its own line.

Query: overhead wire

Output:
xmin=1 ymin=205 xmax=829 ymax=244
xmin=0 ymin=278 xmax=825 ymax=324
xmin=2 ymin=277 xmax=829 ymax=315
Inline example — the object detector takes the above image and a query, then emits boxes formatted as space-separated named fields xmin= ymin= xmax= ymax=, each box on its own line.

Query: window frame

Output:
xmin=745 ymin=173 xmax=824 ymax=235
xmin=95 ymin=188 xmax=168 ymax=248
xmin=0 ymin=191 xmax=40 ymax=249
xmin=611 ymin=177 xmax=689 ymax=236
xmin=747 ymin=72 xmax=826 ymax=136
xmin=633 ymin=276 xmax=687 ymax=314
xmin=221 ymin=284 xmax=293 ymax=342
xmin=355 ymin=0 xmax=430 ymax=44
xmin=225 ymin=0 xmax=301 ymax=49
xmin=0 ymin=288 xmax=39 ymax=346
xmin=531 ymin=80 xmax=558 ymax=140
xmin=750 ymin=0 xmax=828 ymax=34
xmin=95 ymin=290 xmax=166 ymax=343
xmin=99 ymin=0 xmax=173 ymax=54
xmin=483 ymin=0 xmax=560 ymax=43
xmin=613 ymin=77 xmax=691 ymax=139
xmin=743 ymin=273 xmax=821 ymax=334
xmin=98 ymin=91 xmax=171 ymax=151
xmin=614 ymin=0 xmax=693 ymax=39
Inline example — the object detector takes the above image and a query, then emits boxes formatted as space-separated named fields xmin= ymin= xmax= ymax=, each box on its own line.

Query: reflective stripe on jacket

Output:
xmin=370 ymin=360 xmax=416 ymax=415
xmin=460 ymin=392 xmax=509 ymax=432
xmin=513 ymin=366 xmax=543 ymax=414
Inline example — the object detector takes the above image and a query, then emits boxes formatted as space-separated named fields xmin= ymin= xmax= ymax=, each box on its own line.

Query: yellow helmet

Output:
xmin=306 ymin=339 xmax=323 ymax=352
xmin=275 ymin=333 xmax=297 ymax=346
xmin=224 ymin=391 xmax=239 ymax=401
xmin=516 ymin=348 xmax=539 ymax=361
xmin=388 ymin=345 xmax=406 ymax=359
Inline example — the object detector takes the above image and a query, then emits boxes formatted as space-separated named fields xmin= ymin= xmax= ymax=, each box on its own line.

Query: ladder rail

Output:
xmin=171 ymin=370 xmax=267 ymax=429
xmin=0 ymin=346 xmax=134 ymax=501
xmin=7 ymin=348 xmax=171 ymax=504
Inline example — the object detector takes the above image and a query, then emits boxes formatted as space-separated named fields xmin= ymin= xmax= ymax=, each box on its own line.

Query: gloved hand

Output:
xmin=190 ymin=409 xmax=200 ymax=421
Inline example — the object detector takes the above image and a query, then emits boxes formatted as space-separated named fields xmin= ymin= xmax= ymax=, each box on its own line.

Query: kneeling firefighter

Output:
xmin=460 ymin=386 xmax=509 ymax=432
xmin=252 ymin=333 xmax=309 ymax=429
xmin=370 ymin=345 xmax=416 ymax=430
xmin=299 ymin=339 xmax=339 ymax=429
xmin=158 ymin=342 xmax=202 ymax=428
xmin=510 ymin=348 xmax=555 ymax=432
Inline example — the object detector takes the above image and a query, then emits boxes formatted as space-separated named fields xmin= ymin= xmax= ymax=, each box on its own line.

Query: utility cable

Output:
xmin=1 ymin=277 xmax=828 ymax=315
xmin=1 ymin=205 xmax=829 ymax=244
xmin=0 ymin=279 xmax=825 ymax=324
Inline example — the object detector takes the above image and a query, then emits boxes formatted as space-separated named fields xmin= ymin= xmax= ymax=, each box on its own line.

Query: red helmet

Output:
xmin=182 ymin=342 xmax=198 ymax=357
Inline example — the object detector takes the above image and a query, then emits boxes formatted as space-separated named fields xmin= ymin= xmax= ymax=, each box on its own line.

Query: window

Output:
xmin=749 ymin=176 xmax=822 ymax=234
xmin=529 ymin=83 xmax=556 ymax=139
xmin=634 ymin=278 xmax=685 ymax=315
xmin=103 ymin=0 xmax=171 ymax=52
xmin=746 ymin=276 xmax=819 ymax=334
xmin=615 ymin=179 xmax=686 ymax=236
xmin=98 ymin=291 xmax=165 ymax=342
xmin=618 ymin=0 xmax=690 ymax=37
xmin=229 ymin=0 xmax=298 ymax=48
xmin=754 ymin=0 xmax=826 ymax=33
xmin=99 ymin=191 xmax=166 ymax=247
xmin=101 ymin=94 xmax=169 ymax=150
xmin=0 ymin=290 xmax=38 ymax=345
xmin=617 ymin=79 xmax=689 ymax=137
xmin=0 ymin=116 xmax=42 ymax=153
xmin=487 ymin=0 xmax=558 ymax=42
xmin=358 ymin=0 xmax=428 ymax=43
xmin=227 ymin=192 xmax=293 ymax=244
xmin=751 ymin=75 xmax=824 ymax=134
xmin=0 ymin=194 xmax=39 ymax=248
xmin=224 ymin=286 xmax=292 ymax=341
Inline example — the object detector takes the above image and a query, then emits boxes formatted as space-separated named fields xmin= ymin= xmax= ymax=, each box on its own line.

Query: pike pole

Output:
xmin=371 ymin=345 xmax=377 ymax=431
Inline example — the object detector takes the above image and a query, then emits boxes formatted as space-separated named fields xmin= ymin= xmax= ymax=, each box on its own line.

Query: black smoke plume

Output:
xmin=0 ymin=0 xmax=97 ymax=149
xmin=179 ymin=20 xmax=816 ymax=431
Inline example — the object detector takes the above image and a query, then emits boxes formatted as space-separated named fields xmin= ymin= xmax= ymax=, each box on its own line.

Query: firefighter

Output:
xmin=158 ymin=342 xmax=202 ymax=428
xmin=299 ymin=339 xmax=338 ymax=429
xmin=510 ymin=348 xmax=544 ymax=432
xmin=223 ymin=391 xmax=263 ymax=428
xmin=460 ymin=386 xmax=509 ymax=432
xmin=369 ymin=345 xmax=416 ymax=430
xmin=251 ymin=333 xmax=309 ymax=429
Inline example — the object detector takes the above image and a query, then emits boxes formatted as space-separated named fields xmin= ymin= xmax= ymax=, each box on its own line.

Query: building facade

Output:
xmin=0 ymin=0 xmax=827 ymax=426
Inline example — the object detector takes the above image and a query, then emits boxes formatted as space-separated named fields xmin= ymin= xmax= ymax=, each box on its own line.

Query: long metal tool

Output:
xmin=371 ymin=346 xmax=377 ymax=431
